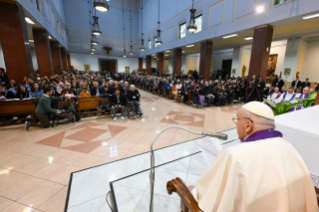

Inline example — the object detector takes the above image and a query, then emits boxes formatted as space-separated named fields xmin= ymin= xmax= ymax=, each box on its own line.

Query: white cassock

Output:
xmin=267 ymin=92 xmax=282 ymax=104
xmin=192 ymin=137 xmax=317 ymax=212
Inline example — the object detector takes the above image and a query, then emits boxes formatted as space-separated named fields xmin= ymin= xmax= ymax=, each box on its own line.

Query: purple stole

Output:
xmin=270 ymin=92 xmax=281 ymax=99
xmin=283 ymin=92 xmax=296 ymax=101
xmin=243 ymin=129 xmax=283 ymax=142
xmin=289 ymin=93 xmax=309 ymax=112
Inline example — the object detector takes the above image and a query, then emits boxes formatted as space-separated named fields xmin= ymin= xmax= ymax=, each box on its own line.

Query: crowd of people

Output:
xmin=0 ymin=66 xmax=318 ymax=128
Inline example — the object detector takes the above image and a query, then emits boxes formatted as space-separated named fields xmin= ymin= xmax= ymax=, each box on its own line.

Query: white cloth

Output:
xmin=267 ymin=92 xmax=282 ymax=104
xmin=281 ymin=92 xmax=295 ymax=102
xmin=193 ymin=137 xmax=317 ymax=212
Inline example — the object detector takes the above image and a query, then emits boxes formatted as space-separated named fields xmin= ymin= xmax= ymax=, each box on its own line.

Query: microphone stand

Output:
xmin=149 ymin=125 xmax=227 ymax=212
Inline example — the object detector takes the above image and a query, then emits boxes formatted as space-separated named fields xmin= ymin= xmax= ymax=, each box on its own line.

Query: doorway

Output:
xmin=222 ymin=59 xmax=232 ymax=78
xmin=99 ymin=59 xmax=117 ymax=72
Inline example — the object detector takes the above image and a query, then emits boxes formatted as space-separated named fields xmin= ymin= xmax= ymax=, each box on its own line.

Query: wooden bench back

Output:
xmin=0 ymin=99 xmax=36 ymax=116
xmin=77 ymin=96 xmax=100 ymax=110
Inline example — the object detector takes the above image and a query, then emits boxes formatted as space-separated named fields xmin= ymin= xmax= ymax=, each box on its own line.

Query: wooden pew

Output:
xmin=0 ymin=99 xmax=36 ymax=125
xmin=187 ymin=91 xmax=192 ymax=105
xmin=77 ymin=97 xmax=100 ymax=120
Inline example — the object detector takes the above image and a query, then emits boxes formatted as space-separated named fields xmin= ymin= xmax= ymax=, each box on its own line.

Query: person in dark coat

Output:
xmin=257 ymin=76 xmax=266 ymax=102
xmin=0 ymin=68 xmax=9 ymax=87
xmin=111 ymin=89 xmax=126 ymax=121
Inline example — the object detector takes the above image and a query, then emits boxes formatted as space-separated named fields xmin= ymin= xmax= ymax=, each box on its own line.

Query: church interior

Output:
xmin=0 ymin=0 xmax=319 ymax=211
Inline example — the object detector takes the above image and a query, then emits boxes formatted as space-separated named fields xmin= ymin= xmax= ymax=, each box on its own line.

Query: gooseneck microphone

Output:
xmin=149 ymin=126 xmax=227 ymax=212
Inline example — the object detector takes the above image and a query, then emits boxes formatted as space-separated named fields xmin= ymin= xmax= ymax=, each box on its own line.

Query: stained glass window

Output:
xmin=179 ymin=22 xmax=187 ymax=39
xmin=148 ymin=40 xmax=152 ymax=49
xmin=274 ymin=0 xmax=290 ymax=5
xmin=154 ymin=37 xmax=158 ymax=48
xmin=193 ymin=14 xmax=202 ymax=34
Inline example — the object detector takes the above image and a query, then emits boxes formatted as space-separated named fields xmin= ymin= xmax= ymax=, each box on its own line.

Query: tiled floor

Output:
xmin=0 ymin=90 xmax=240 ymax=212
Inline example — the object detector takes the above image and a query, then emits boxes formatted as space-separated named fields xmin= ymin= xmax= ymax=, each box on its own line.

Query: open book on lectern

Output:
xmin=197 ymin=137 xmax=223 ymax=166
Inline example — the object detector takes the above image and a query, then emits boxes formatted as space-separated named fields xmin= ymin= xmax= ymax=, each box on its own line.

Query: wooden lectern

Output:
xmin=315 ymin=91 xmax=319 ymax=106
xmin=167 ymin=178 xmax=203 ymax=212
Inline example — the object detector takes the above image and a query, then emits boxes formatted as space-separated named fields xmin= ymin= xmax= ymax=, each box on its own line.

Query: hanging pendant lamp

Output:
xmin=92 ymin=16 xmax=102 ymax=35
xmin=123 ymin=49 xmax=127 ymax=57
xmin=91 ymin=44 xmax=96 ymax=51
xmin=187 ymin=0 xmax=197 ymax=32
xmin=91 ymin=34 xmax=98 ymax=45
xmin=94 ymin=0 xmax=109 ymax=12
xmin=140 ymin=39 xmax=145 ymax=51
xmin=122 ymin=0 xmax=126 ymax=57
xmin=156 ymin=0 xmax=162 ymax=45
xmin=130 ymin=46 xmax=134 ymax=55
xmin=90 ymin=51 xmax=95 ymax=55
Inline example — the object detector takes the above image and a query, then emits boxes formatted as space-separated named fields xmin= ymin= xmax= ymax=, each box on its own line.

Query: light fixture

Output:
xmin=187 ymin=0 xmax=197 ymax=32
xmin=302 ymin=12 xmax=319 ymax=20
xmin=90 ymin=51 xmax=95 ymax=54
xmin=244 ymin=36 xmax=253 ymax=40
xmin=91 ymin=34 xmax=98 ymax=45
xmin=186 ymin=44 xmax=195 ymax=48
xmin=152 ymin=54 xmax=156 ymax=56
xmin=222 ymin=34 xmax=238 ymax=39
xmin=140 ymin=39 xmax=145 ymax=51
xmin=29 ymin=40 xmax=34 ymax=42
xmin=94 ymin=0 xmax=109 ymax=12
xmin=165 ymin=50 xmax=171 ymax=52
xmin=130 ymin=45 xmax=134 ymax=55
xmin=92 ymin=16 xmax=102 ymax=35
xmin=48 ymin=36 xmax=52 ymax=39
xmin=182 ymin=51 xmax=185 ymax=53
xmin=140 ymin=1 xmax=145 ymax=51
xmin=165 ymin=54 xmax=169 ymax=56
xmin=155 ymin=0 xmax=162 ymax=46
xmin=256 ymin=6 xmax=264 ymax=13
xmin=129 ymin=0 xmax=134 ymax=55
xmin=123 ymin=49 xmax=127 ymax=57
xmin=156 ymin=30 xmax=162 ymax=45
xmin=91 ymin=44 xmax=96 ymax=51
xmin=25 ymin=17 xmax=35 ymax=24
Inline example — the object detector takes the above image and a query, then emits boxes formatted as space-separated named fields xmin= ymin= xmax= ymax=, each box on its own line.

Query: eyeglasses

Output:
xmin=232 ymin=116 xmax=254 ymax=123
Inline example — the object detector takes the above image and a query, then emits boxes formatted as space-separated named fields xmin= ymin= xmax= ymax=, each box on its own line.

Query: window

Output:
xmin=154 ymin=36 xmax=158 ymax=48
xmin=35 ymin=0 xmax=43 ymax=14
xmin=274 ymin=0 xmax=291 ymax=5
xmin=193 ymin=14 xmax=202 ymax=34
xmin=179 ymin=22 xmax=187 ymax=39
xmin=148 ymin=40 xmax=152 ymax=49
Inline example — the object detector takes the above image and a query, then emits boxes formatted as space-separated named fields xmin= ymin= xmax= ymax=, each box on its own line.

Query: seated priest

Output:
xmin=266 ymin=86 xmax=281 ymax=104
xmin=289 ymin=86 xmax=310 ymax=112
xmin=280 ymin=87 xmax=296 ymax=103
xmin=190 ymin=101 xmax=317 ymax=212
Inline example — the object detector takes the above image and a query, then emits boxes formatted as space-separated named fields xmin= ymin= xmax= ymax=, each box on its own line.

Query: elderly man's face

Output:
xmin=303 ymin=87 xmax=309 ymax=94
xmin=94 ymin=83 xmax=99 ymax=88
xmin=288 ymin=88 xmax=293 ymax=94
xmin=60 ymin=82 xmax=64 ymax=87
xmin=130 ymin=86 xmax=135 ymax=91
xmin=274 ymin=87 xmax=279 ymax=93
xmin=236 ymin=108 xmax=252 ymax=141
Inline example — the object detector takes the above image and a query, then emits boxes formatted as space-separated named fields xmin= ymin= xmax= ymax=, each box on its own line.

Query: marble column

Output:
xmin=199 ymin=40 xmax=213 ymax=80
xmin=32 ymin=28 xmax=53 ymax=77
xmin=0 ymin=1 xmax=35 ymax=82
xmin=173 ymin=48 xmax=182 ymax=76
xmin=157 ymin=52 xmax=164 ymax=75
xmin=60 ymin=48 xmax=68 ymax=72
xmin=138 ymin=57 xmax=143 ymax=71
xmin=50 ymin=41 xmax=62 ymax=75
xmin=248 ymin=24 xmax=273 ymax=81
xmin=146 ymin=55 xmax=152 ymax=75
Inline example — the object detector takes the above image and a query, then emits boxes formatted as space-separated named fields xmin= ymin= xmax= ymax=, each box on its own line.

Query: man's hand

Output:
xmin=118 ymin=105 xmax=121 ymax=108
xmin=133 ymin=96 xmax=136 ymax=99
xmin=56 ymin=110 xmax=62 ymax=114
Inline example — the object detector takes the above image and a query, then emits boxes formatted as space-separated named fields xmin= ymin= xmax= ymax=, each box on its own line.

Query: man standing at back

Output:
xmin=191 ymin=102 xmax=317 ymax=212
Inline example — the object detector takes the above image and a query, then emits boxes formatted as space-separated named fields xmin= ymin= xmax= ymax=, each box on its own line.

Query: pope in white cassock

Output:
xmin=191 ymin=101 xmax=317 ymax=212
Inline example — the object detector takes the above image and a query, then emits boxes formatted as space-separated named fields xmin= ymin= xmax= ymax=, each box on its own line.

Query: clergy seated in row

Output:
xmin=189 ymin=102 xmax=317 ymax=212
xmin=289 ymin=86 xmax=310 ymax=112
xmin=266 ymin=86 xmax=282 ymax=104
xmin=280 ymin=87 xmax=297 ymax=103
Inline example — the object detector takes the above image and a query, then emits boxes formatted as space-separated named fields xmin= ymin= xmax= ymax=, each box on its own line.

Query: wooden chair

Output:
xmin=55 ymin=99 xmax=75 ymax=126
xmin=168 ymin=87 xmax=172 ymax=99
xmin=97 ymin=98 xmax=111 ymax=119
xmin=186 ymin=91 xmax=192 ymax=105
xmin=167 ymin=177 xmax=203 ymax=212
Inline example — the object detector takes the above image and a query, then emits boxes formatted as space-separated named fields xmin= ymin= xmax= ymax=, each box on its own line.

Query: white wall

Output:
xmin=300 ymin=41 xmax=319 ymax=82
xmin=212 ymin=50 xmax=234 ymax=72
xmin=70 ymin=53 xmax=139 ymax=73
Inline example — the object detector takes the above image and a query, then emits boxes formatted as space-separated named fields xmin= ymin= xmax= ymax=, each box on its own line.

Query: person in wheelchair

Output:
xmin=127 ymin=84 xmax=141 ymax=119
xmin=111 ymin=89 xmax=126 ymax=121
xmin=25 ymin=86 xmax=63 ymax=130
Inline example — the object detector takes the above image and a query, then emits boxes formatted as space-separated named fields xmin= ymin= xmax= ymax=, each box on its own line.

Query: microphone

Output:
xmin=149 ymin=126 xmax=229 ymax=212
xmin=201 ymin=132 xmax=228 ymax=140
